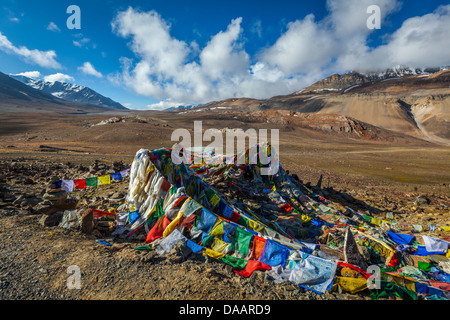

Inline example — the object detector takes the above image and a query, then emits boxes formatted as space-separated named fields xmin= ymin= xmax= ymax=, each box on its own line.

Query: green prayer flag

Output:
xmin=237 ymin=215 xmax=249 ymax=227
xmin=202 ymin=234 xmax=215 ymax=247
xmin=134 ymin=246 xmax=153 ymax=251
xmin=85 ymin=177 xmax=98 ymax=187
xmin=417 ymin=261 xmax=432 ymax=272
xmin=370 ymin=280 xmax=416 ymax=301
xmin=220 ymin=255 xmax=248 ymax=269
xmin=230 ymin=227 xmax=254 ymax=257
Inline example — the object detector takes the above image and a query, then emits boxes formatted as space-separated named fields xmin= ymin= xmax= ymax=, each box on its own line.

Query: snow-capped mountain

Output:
xmin=356 ymin=65 xmax=449 ymax=80
xmin=10 ymin=75 xmax=127 ymax=110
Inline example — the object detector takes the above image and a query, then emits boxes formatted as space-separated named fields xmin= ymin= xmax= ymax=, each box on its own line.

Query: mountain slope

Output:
xmin=10 ymin=75 xmax=127 ymax=110
xmin=0 ymin=72 xmax=125 ymax=114
xmin=0 ymin=72 xmax=56 ymax=102
xmin=178 ymin=68 xmax=450 ymax=145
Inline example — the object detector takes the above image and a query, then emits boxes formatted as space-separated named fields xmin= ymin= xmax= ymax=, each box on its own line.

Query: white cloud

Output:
xmin=10 ymin=17 xmax=20 ymax=23
xmin=44 ymin=73 xmax=74 ymax=83
xmin=13 ymin=71 xmax=41 ymax=79
xmin=337 ymin=4 xmax=450 ymax=71
xmin=259 ymin=14 xmax=336 ymax=74
xmin=111 ymin=2 xmax=450 ymax=109
xmin=0 ymin=32 xmax=61 ymax=69
xmin=78 ymin=62 xmax=103 ymax=77
xmin=146 ymin=100 xmax=187 ymax=110
xmin=250 ymin=20 xmax=262 ymax=38
xmin=200 ymin=17 xmax=250 ymax=80
xmin=47 ymin=22 xmax=61 ymax=32
xmin=73 ymin=36 xmax=90 ymax=48
xmin=112 ymin=8 xmax=306 ymax=108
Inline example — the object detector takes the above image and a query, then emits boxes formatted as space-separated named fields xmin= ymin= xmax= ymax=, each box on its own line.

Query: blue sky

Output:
xmin=1 ymin=0 xmax=449 ymax=109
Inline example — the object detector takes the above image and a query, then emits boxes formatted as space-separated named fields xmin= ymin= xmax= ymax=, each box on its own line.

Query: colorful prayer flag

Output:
xmin=61 ymin=180 xmax=74 ymax=192
xmin=74 ymin=179 xmax=86 ymax=189
xmin=209 ymin=193 xmax=220 ymax=207
xmin=98 ymin=175 xmax=111 ymax=185
xmin=85 ymin=177 xmax=98 ymax=187
xmin=110 ymin=172 xmax=122 ymax=180
xmin=120 ymin=169 xmax=130 ymax=178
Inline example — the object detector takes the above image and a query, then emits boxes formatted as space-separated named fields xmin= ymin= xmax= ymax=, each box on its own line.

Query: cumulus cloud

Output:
xmin=0 ymin=32 xmax=61 ymax=69
xmin=44 ymin=73 xmax=74 ymax=83
xmin=111 ymin=8 xmax=309 ymax=108
xmin=78 ymin=62 xmax=103 ymax=77
xmin=13 ymin=71 xmax=41 ymax=79
xmin=337 ymin=4 xmax=450 ymax=71
xmin=46 ymin=22 xmax=61 ymax=32
xmin=111 ymin=1 xmax=450 ymax=109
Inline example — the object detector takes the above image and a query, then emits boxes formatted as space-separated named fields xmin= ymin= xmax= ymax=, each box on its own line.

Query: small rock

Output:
xmin=415 ymin=196 xmax=431 ymax=206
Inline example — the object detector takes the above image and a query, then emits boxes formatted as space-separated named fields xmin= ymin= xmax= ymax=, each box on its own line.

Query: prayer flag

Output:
xmin=74 ymin=179 xmax=86 ymax=190
xmin=85 ymin=177 xmax=98 ymax=187
xmin=98 ymin=175 xmax=111 ymax=185
xmin=61 ymin=180 xmax=74 ymax=192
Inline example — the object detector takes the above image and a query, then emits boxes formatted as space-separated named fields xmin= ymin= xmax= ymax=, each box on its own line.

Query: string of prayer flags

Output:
xmin=55 ymin=168 xmax=130 ymax=192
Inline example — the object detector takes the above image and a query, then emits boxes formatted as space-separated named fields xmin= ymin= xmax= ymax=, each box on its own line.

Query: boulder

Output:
xmin=39 ymin=212 xmax=63 ymax=227
xmin=43 ymin=190 xmax=67 ymax=205
xmin=80 ymin=208 xmax=94 ymax=235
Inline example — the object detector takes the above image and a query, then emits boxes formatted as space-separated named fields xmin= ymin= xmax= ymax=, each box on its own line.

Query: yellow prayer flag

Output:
xmin=336 ymin=277 xmax=368 ymax=294
xmin=440 ymin=225 xmax=450 ymax=232
xmin=163 ymin=210 xmax=183 ymax=238
xmin=209 ymin=193 xmax=220 ymax=207
xmin=247 ymin=219 xmax=265 ymax=233
xmin=384 ymin=273 xmax=416 ymax=292
xmin=98 ymin=175 xmax=111 ymax=185
xmin=209 ymin=219 xmax=224 ymax=236
xmin=371 ymin=218 xmax=381 ymax=226
xmin=210 ymin=238 xmax=229 ymax=253
xmin=203 ymin=248 xmax=225 ymax=259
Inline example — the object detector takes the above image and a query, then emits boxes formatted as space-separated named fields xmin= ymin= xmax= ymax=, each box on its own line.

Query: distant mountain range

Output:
xmin=177 ymin=66 xmax=450 ymax=145
xmin=10 ymin=74 xmax=127 ymax=110
xmin=0 ymin=71 xmax=128 ymax=114
xmin=165 ymin=105 xmax=198 ymax=111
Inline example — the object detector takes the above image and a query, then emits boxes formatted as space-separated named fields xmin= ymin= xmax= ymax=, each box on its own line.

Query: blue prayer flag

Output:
xmin=258 ymin=238 xmax=288 ymax=267
xmin=196 ymin=208 xmax=217 ymax=233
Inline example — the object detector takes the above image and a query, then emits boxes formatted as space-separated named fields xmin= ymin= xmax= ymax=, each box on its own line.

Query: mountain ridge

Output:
xmin=10 ymin=74 xmax=127 ymax=110
xmin=175 ymin=67 xmax=450 ymax=145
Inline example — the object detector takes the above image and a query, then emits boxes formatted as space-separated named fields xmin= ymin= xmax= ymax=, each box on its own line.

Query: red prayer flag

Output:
xmin=74 ymin=179 xmax=86 ymax=189
xmin=92 ymin=209 xmax=116 ymax=219
xmin=336 ymin=261 xmax=371 ymax=279
xmin=173 ymin=195 xmax=187 ymax=208
xmin=430 ymin=280 xmax=450 ymax=292
xmin=145 ymin=216 xmax=170 ymax=243
xmin=233 ymin=260 xmax=272 ymax=278
xmin=160 ymin=178 xmax=171 ymax=192
xmin=230 ymin=211 xmax=240 ymax=223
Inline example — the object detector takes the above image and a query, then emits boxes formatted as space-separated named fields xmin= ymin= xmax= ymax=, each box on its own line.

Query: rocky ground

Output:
xmin=1 ymin=156 xmax=449 ymax=301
